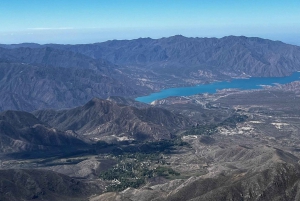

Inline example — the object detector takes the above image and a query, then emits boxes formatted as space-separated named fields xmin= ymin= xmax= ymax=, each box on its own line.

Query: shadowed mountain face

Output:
xmin=106 ymin=96 xmax=149 ymax=108
xmin=0 ymin=110 xmax=87 ymax=153
xmin=0 ymin=47 xmax=105 ymax=70
xmin=40 ymin=35 xmax=300 ymax=77
xmin=33 ymin=98 xmax=190 ymax=141
xmin=0 ymin=47 xmax=150 ymax=112
xmin=0 ymin=169 xmax=100 ymax=201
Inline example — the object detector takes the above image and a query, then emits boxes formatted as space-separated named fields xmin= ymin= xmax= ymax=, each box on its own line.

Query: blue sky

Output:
xmin=1 ymin=0 xmax=300 ymax=44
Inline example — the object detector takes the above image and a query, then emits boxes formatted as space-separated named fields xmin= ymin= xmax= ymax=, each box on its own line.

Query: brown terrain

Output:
xmin=0 ymin=37 xmax=299 ymax=200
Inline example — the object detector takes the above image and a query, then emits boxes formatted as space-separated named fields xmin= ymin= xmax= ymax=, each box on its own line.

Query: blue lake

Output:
xmin=135 ymin=72 xmax=300 ymax=103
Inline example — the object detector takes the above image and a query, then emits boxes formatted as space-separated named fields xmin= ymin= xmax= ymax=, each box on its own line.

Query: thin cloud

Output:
xmin=27 ymin=27 xmax=75 ymax=30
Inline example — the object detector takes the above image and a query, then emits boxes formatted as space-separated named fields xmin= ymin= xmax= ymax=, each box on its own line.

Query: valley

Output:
xmin=0 ymin=82 xmax=300 ymax=200
xmin=0 ymin=36 xmax=300 ymax=200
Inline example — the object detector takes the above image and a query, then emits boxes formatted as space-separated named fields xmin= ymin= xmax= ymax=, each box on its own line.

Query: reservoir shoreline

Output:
xmin=135 ymin=72 xmax=300 ymax=103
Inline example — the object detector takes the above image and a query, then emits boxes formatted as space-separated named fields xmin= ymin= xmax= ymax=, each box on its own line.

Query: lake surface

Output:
xmin=135 ymin=72 xmax=300 ymax=103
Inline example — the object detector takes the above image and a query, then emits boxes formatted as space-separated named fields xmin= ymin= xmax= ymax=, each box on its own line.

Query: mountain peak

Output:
xmin=83 ymin=97 xmax=116 ymax=110
xmin=34 ymin=98 xmax=190 ymax=141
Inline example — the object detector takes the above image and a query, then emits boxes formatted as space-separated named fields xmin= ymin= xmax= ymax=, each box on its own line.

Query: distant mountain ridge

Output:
xmin=1 ymin=35 xmax=300 ymax=111
xmin=0 ymin=47 xmax=150 ymax=112
xmin=3 ymin=35 xmax=300 ymax=77
xmin=70 ymin=35 xmax=300 ymax=77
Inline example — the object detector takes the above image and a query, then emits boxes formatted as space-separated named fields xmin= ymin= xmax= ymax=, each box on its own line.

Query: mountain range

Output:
xmin=3 ymin=35 xmax=300 ymax=78
xmin=1 ymin=36 xmax=300 ymax=200
xmin=47 ymin=35 xmax=300 ymax=77
xmin=1 ymin=36 xmax=300 ymax=111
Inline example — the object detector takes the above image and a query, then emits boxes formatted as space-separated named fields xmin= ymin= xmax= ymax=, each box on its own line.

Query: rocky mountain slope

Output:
xmin=103 ymin=160 xmax=300 ymax=201
xmin=0 ymin=46 xmax=108 ymax=70
xmin=0 ymin=62 xmax=145 ymax=112
xmin=89 ymin=128 xmax=300 ymax=201
xmin=33 ymin=98 xmax=190 ymax=142
xmin=0 ymin=110 xmax=87 ymax=153
xmin=0 ymin=169 xmax=100 ymax=201
xmin=42 ymin=35 xmax=300 ymax=77
xmin=0 ymin=47 xmax=149 ymax=112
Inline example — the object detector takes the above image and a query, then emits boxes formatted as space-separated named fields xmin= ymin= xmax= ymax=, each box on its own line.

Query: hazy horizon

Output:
xmin=1 ymin=34 xmax=300 ymax=47
xmin=1 ymin=0 xmax=300 ymax=45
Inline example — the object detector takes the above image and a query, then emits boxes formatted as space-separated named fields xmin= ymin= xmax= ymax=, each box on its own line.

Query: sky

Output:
xmin=1 ymin=0 xmax=300 ymax=45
